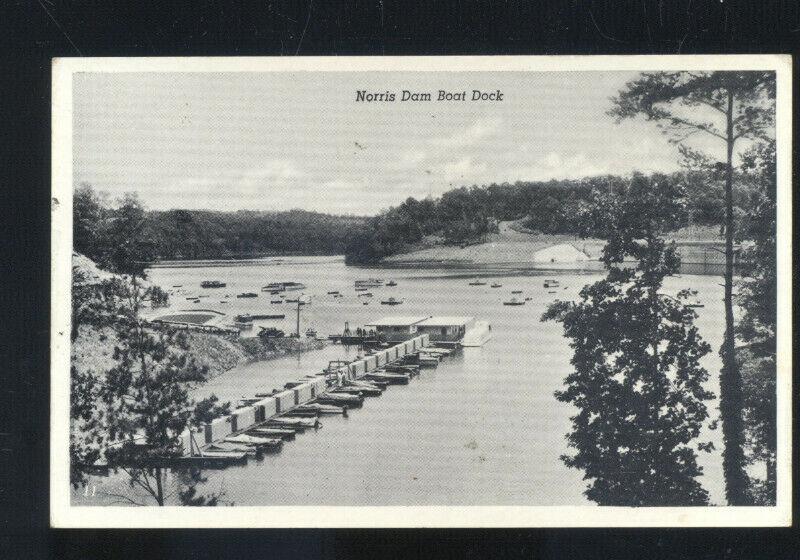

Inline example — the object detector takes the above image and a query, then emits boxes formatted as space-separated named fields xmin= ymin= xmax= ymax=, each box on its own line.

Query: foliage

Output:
xmin=69 ymin=365 xmax=104 ymax=488
xmin=190 ymin=394 xmax=232 ymax=430
xmin=543 ymin=174 xmax=714 ymax=506
xmin=736 ymin=140 xmax=777 ymax=504
xmin=609 ymin=70 xmax=775 ymax=506
xmin=73 ymin=184 xmax=366 ymax=265
xmin=259 ymin=327 xmax=286 ymax=339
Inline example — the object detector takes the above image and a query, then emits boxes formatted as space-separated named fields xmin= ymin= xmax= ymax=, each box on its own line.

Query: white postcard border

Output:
xmin=51 ymin=54 xmax=793 ymax=528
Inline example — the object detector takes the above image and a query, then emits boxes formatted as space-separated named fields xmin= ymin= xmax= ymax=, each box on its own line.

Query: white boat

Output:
xmin=354 ymin=278 xmax=384 ymax=288
xmin=262 ymin=282 xmax=306 ymax=292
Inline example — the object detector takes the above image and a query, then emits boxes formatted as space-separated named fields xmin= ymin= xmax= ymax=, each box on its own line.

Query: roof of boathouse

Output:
xmin=366 ymin=316 xmax=475 ymax=328
xmin=417 ymin=316 xmax=474 ymax=327
xmin=365 ymin=316 xmax=428 ymax=327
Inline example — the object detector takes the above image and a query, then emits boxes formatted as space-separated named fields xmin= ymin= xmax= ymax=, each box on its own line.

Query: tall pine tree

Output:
xmin=543 ymin=174 xmax=714 ymax=506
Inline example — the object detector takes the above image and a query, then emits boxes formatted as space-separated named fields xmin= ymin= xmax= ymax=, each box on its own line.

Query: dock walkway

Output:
xmin=177 ymin=334 xmax=435 ymax=466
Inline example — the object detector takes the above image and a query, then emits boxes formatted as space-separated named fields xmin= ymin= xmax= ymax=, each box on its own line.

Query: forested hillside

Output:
xmin=75 ymin=168 xmax=749 ymax=270
xmin=73 ymin=183 xmax=366 ymax=270
xmin=345 ymin=170 xmax=748 ymax=264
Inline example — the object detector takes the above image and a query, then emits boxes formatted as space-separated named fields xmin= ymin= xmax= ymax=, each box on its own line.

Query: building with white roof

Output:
xmin=365 ymin=315 xmax=477 ymax=343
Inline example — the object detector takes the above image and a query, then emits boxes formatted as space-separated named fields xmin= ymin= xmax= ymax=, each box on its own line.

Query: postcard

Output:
xmin=51 ymin=55 xmax=792 ymax=527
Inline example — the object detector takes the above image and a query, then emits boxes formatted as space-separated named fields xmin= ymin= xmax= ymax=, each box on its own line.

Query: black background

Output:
xmin=2 ymin=1 xmax=798 ymax=558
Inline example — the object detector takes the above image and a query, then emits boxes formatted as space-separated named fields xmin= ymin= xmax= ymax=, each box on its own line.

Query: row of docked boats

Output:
xmin=187 ymin=346 xmax=455 ymax=465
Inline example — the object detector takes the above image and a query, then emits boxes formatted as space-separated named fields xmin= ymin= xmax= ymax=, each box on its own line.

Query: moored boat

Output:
xmin=380 ymin=297 xmax=404 ymax=305
xmin=236 ymin=292 xmax=258 ymax=298
xmin=544 ymin=279 xmax=560 ymax=288
xmin=315 ymin=392 xmax=364 ymax=407
xmin=468 ymin=279 xmax=487 ymax=286
xmin=293 ymin=403 xmax=348 ymax=415
xmin=224 ymin=434 xmax=284 ymax=450
xmin=503 ymin=297 xmax=526 ymax=306
xmin=491 ymin=283 xmax=502 ymax=288
xmin=354 ymin=278 xmax=384 ymax=288
xmin=201 ymin=280 xmax=226 ymax=288
xmin=363 ymin=371 xmax=410 ymax=385
xmin=262 ymin=282 xmax=306 ymax=292
xmin=247 ymin=427 xmax=296 ymax=440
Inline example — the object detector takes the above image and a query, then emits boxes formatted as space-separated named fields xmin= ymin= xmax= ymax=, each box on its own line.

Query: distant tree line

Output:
xmin=74 ymin=183 xmax=366 ymax=267
xmin=344 ymin=171 xmax=754 ymax=264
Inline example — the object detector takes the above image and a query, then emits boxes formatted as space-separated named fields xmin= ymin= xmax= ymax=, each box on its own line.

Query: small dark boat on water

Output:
xmin=511 ymin=290 xmax=523 ymax=294
xmin=330 ymin=384 xmax=382 ymax=397
xmin=315 ymin=392 xmax=364 ymax=407
xmin=491 ymin=283 xmax=502 ymax=288
xmin=363 ymin=371 xmax=410 ymax=385
xmin=503 ymin=297 xmax=525 ymax=306
xmin=292 ymin=403 xmax=348 ymax=415
xmin=271 ymin=299 xmax=283 ymax=304
xmin=544 ymin=279 xmax=560 ymax=288
xmin=237 ymin=292 xmax=258 ymax=298
xmin=386 ymin=280 xmax=398 ymax=287
xmin=264 ymin=417 xmax=320 ymax=431
xmin=247 ymin=427 xmax=296 ymax=441
xmin=201 ymin=280 xmax=226 ymax=288
xmin=468 ymin=279 xmax=487 ymax=286
xmin=250 ymin=313 xmax=285 ymax=320
xmin=380 ymin=297 xmax=404 ymax=305
xmin=327 ymin=291 xmax=340 ymax=295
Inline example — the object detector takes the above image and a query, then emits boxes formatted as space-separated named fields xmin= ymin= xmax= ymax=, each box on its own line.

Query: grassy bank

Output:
xmin=380 ymin=221 xmax=723 ymax=267
xmin=73 ymin=326 xmax=327 ymax=380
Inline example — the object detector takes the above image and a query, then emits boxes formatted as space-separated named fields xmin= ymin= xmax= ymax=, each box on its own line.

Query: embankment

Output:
xmin=73 ymin=325 xmax=326 ymax=380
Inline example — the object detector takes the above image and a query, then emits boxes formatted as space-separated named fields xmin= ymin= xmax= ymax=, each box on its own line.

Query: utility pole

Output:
xmin=295 ymin=298 xmax=301 ymax=337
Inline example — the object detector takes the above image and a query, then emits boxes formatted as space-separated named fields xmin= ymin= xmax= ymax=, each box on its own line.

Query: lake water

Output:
xmin=74 ymin=256 xmax=726 ymax=506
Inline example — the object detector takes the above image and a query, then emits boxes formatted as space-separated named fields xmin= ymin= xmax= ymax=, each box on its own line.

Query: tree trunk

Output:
xmin=766 ymin=456 xmax=777 ymax=502
xmin=720 ymin=89 xmax=750 ymax=505
xmin=155 ymin=467 xmax=164 ymax=506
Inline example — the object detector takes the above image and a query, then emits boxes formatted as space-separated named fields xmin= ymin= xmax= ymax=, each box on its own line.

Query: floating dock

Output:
xmin=176 ymin=334 xmax=442 ymax=467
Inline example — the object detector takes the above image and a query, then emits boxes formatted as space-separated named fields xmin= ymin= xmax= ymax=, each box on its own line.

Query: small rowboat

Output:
xmin=205 ymin=442 xmax=260 ymax=456
xmin=224 ymin=434 xmax=283 ymax=450
xmin=468 ymin=279 xmax=487 ymax=286
xmin=383 ymin=364 xmax=419 ymax=374
xmin=490 ymin=283 xmax=502 ymax=288
xmin=264 ymin=417 xmax=319 ymax=431
xmin=511 ymin=290 xmax=523 ymax=294
xmin=363 ymin=371 xmax=410 ymax=385
xmin=195 ymin=449 xmax=249 ymax=461
xmin=316 ymin=392 xmax=364 ymax=407
xmin=503 ymin=297 xmax=525 ymax=306
xmin=330 ymin=385 xmax=382 ymax=397
xmin=293 ymin=403 xmax=348 ymax=415
xmin=247 ymin=428 xmax=296 ymax=440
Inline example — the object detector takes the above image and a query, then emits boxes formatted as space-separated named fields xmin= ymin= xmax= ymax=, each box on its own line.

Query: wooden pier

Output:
xmin=174 ymin=334 xmax=446 ymax=468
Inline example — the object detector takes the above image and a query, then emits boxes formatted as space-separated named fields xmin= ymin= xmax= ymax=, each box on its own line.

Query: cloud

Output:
xmin=430 ymin=118 xmax=501 ymax=148
xmin=440 ymin=157 xmax=489 ymax=183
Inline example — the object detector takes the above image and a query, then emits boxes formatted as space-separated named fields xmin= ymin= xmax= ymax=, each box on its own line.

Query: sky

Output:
xmin=72 ymin=71 xmax=729 ymax=216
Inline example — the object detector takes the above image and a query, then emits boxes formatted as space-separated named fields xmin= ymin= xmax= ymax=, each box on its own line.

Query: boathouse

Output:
xmin=366 ymin=315 xmax=477 ymax=343
xmin=365 ymin=316 xmax=427 ymax=343
xmin=416 ymin=316 xmax=475 ymax=342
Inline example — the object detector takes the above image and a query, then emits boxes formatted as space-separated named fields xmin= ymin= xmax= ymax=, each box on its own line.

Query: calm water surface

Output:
xmin=75 ymin=256 xmax=726 ymax=506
